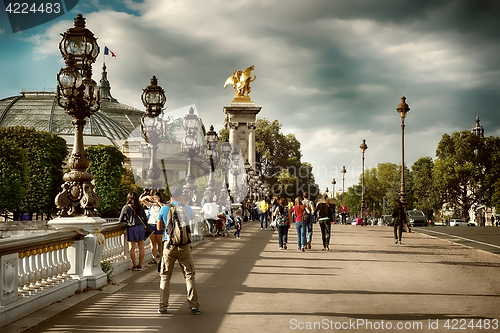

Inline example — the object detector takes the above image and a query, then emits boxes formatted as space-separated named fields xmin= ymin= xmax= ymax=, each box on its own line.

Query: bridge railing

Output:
xmin=0 ymin=211 xmax=207 ymax=328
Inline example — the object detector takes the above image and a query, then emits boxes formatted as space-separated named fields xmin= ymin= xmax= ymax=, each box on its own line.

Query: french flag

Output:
xmin=104 ymin=46 xmax=116 ymax=57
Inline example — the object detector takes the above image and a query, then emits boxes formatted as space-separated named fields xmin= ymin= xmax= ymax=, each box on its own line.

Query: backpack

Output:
xmin=166 ymin=203 xmax=191 ymax=246
xmin=276 ymin=207 xmax=289 ymax=227
xmin=301 ymin=205 xmax=310 ymax=223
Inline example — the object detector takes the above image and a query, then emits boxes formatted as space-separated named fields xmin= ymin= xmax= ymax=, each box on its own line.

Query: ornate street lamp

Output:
xmin=219 ymin=138 xmax=232 ymax=202
xmin=229 ymin=148 xmax=241 ymax=202
xmin=332 ymin=178 xmax=336 ymax=199
xmin=396 ymin=96 xmax=410 ymax=207
xmin=360 ymin=139 xmax=368 ymax=225
xmin=181 ymin=107 xmax=201 ymax=205
xmin=341 ymin=166 xmax=347 ymax=203
xmin=141 ymin=76 xmax=166 ymax=193
xmin=204 ymin=125 xmax=219 ymax=201
xmin=55 ymin=14 xmax=101 ymax=217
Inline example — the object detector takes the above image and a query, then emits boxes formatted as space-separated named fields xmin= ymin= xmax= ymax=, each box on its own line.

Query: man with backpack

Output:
xmin=156 ymin=186 xmax=200 ymax=315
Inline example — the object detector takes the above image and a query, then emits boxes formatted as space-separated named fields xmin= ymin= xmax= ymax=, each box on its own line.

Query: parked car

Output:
xmin=407 ymin=209 xmax=428 ymax=227
xmin=449 ymin=218 xmax=473 ymax=227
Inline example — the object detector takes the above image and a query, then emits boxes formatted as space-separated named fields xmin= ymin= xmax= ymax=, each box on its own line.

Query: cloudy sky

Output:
xmin=1 ymin=0 xmax=499 ymax=195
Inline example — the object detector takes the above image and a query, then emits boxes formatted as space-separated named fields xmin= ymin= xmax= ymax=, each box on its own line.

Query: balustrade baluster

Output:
xmin=28 ymin=250 xmax=37 ymax=293
xmin=53 ymin=244 xmax=63 ymax=282
xmin=111 ymin=232 xmax=120 ymax=259
xmin=18 ymin=251 xmax=27 ymax=295
xmin=62 ymin=242 xmax=71 ymax=279
xmin=22 ymin=251 xmax=31 ymax=293
xmin=46 ymin=245 xmax=55 ymax=285
xmin=103 ymin=234 xmax=111 ymax=261
xmin=34 ymin=248 xmax=44 ymax=290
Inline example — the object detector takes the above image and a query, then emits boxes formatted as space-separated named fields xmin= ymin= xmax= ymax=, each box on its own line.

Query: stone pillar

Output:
xmin=248 ymin=122 xmax=256 ymax=168
xmin=229 ymin=122 xmax=238 ymax=149
xmin=48 ymin=216 xmax=107 ymax=289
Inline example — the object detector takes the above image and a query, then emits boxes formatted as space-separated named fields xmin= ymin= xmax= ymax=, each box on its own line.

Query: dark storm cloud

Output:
xmin=6 ymin=0 xmax=500 ymax=190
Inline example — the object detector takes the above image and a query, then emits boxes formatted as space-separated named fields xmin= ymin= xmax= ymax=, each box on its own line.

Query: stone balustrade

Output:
xmin=0 ymin=212 xmax=207 ymax=328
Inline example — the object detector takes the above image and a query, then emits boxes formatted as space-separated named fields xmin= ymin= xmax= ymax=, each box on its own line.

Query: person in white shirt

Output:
xmin=202 ymin=194 xmax=219 ymax=236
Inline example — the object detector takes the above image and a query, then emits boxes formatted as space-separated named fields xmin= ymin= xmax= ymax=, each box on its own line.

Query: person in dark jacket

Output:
xmin=315 ymin=194 xmax=333 ymax=251
xmin=392 ymin=199 xmax=406 ymax=244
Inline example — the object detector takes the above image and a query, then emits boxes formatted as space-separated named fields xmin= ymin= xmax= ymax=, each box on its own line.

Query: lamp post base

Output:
xmin=55 ymin=179 xmax=101 ymax=217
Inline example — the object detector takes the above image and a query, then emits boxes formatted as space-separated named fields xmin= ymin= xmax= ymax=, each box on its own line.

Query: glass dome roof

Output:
xmin=0 ymin=65 xmax=144 ymax=144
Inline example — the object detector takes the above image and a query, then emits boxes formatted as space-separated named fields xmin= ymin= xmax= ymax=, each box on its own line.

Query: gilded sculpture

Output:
xmin=224 ymin=66 xmax=256 ymax=101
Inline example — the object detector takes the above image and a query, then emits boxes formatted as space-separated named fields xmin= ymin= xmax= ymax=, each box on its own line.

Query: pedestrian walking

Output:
xmin=259 ymin=198 xmax=270 ymax=230
xmin=119 ymin=192 xmax=148 ymax=271
xmin=140 ymin=190 xmax=165 ymax=265
xmin=157 ymin=186 xmax=200 ymax=315
xmin=293 ymin=196 xmax=309 ymax=252
xmin=269 ymin=197 xmax=278 ymax=231
xmin=234 ymin=209 xmax=242 ymax=239
xmin=273 ymin=197 xmax=291 ymax=250
xmin=302 ymin=192 xmax=315 ymax=249
xmin=315 ymin=194 xmax=334 ymax=251
xmin=392 ymin=199 xmax=405 ymax=244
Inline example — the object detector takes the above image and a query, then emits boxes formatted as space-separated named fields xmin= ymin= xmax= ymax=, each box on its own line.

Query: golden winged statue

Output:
xmin=224 ymin=66 xmax=256 ymax=100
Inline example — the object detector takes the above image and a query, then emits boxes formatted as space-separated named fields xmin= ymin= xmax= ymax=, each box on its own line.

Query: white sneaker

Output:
xmin=260 ymin=228 xmax=263 ymax=230
xmin=279 ymin=247 xmax=283 ymax=250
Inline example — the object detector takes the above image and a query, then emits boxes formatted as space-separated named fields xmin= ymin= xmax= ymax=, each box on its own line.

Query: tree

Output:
xmin=355 ymin=162 xmax=406 ymax=218
xmin=0 ymin=139 xmax=28 ymax=216
xmin=433 ymin=131 xmax=484 ymax=220
xmin=86 ymin=145 xmax=126 ymax=217
xmin=0 ymin=126 xmax=67 ymax=218
xmin=117 ymin=168 xmax=144 ymax=208
xmin=219 ymin=118 xmax=319 ymax=200
xmin=411 ymin=157 xmax=439 ymax=220
xmin=344 ymin=184 xmax=361 ymax=217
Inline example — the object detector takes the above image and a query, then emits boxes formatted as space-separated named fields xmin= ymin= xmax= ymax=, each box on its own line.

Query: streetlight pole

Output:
xmin=204 ymin=125 xmax=219 ymax=202
xmin=359 ymin=139 xmax=368 ymax=225
xmin=54 ymin=14 xmax=101 ymax=217
xmin=396 ymin=96 xmax=410 ymax=210
xmin=341 ymin=166 xmax=347 ymax=203
xmin=219 ymin=138 xmax=232 ymax=203
xmin=230 ymin=148 xmax=241 ymax=202
xmin=332 ymin=178 xmax=336 ymax=199
xmin=140 ymin=76 xmax=166 ymax=194
xmin=181 ymin=107 xmax=201 ymax=205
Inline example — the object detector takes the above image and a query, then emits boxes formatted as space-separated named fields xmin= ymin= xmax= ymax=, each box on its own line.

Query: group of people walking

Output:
xmin=250 ymin=192 xmax=336 ymax=252
xmin=117 ymin=186 xmax=408 ymax=317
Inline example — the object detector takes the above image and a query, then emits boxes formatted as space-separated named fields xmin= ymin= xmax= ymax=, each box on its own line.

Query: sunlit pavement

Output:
xmin=4 ymin=223 xmax=500 ymax=333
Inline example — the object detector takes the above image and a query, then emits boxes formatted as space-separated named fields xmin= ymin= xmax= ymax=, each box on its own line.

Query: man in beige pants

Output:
xmin=157 ymin=186 xmax=200 ymax=315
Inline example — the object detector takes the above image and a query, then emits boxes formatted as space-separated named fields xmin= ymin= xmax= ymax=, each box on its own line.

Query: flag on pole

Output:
xmin=104 ymin=46 xmax=116 ymax=57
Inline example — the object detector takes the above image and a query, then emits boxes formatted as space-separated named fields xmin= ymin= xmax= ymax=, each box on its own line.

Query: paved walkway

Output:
xmin=4 ymin=222 xmax=500 ymax=333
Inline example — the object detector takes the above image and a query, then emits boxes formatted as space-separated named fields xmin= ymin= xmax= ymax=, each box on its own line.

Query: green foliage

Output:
xmin=218 ymin=118 xmax=319 ymax=200
xmin=0 ymin=139 xmax=28 ymax=213
xmin=254 ymin=118 xmax=318 ymax=199
xmin=346 ymin=162 xmax=408 ymax=218
xmin=0 ymin=126 xmax=67 ymax=215
xmin=117 ymin=168 xmax=143 ymax=208
xmin=411 ymin=157 xmax=439 ymax=219
xmin=86 ymin=145 xmax=126 ymax=217
xmin=100 ymin=261 xmax=114 ymax=284
xmin=434 ymin=131 xmax=484 ymax=219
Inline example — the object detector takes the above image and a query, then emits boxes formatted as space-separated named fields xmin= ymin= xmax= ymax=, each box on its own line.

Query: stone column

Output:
xmin=229 ymin=122 xmax=238 ymax=148
xmin=248 ymin=122 xmax=256 ymax=168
